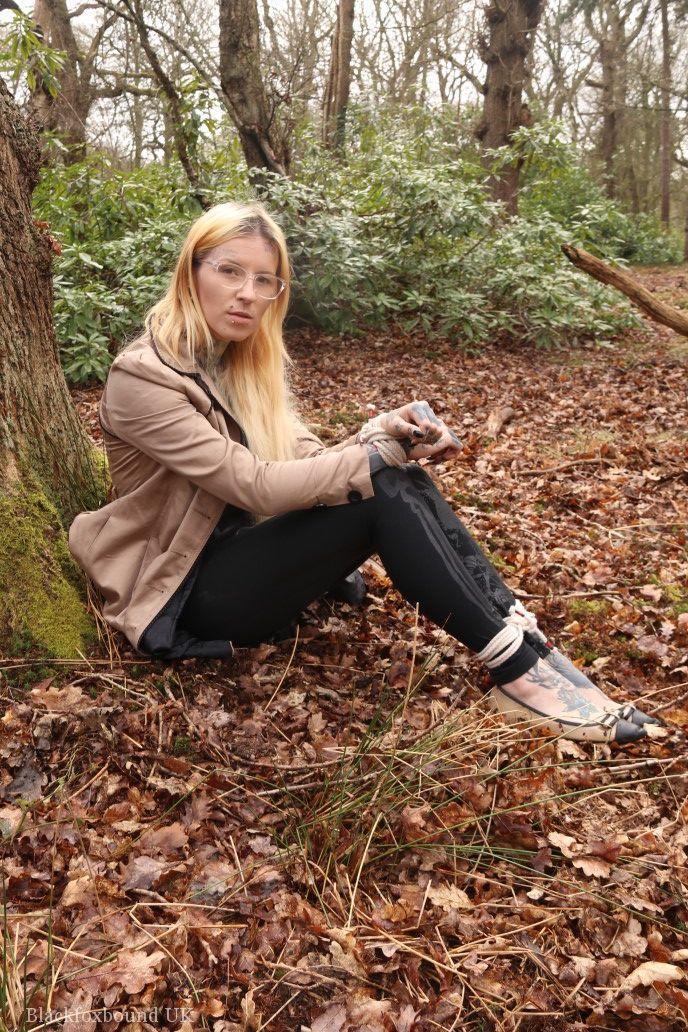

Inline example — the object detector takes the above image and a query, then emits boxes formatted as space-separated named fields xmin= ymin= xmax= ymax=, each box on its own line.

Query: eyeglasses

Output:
xmin=193 ymin=257 xmax=286 ymax=300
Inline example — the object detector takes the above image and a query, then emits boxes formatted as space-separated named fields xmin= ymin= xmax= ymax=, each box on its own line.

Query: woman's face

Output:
xmin=193 ymin=233 xmax=281 ymax=346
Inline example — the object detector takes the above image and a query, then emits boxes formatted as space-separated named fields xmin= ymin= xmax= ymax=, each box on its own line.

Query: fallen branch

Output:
xmin=562 ymin=244 xmax=688 ymax=338
xmin=518 ymin=456 xmax=615 ymax=475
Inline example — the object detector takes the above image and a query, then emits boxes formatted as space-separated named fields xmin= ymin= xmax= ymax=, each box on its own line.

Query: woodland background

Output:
xmin=3 ymin=0 xmax=688 ymax=383
xmin=0 ymin=0 xmax=687 ymax=1029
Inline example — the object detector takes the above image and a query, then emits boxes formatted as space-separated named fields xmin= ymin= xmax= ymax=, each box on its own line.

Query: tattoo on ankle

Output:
xmin=522 ymin=661 xmax=600 ymax=717
xmin=547 ymin=648 xmax=597 ymax=690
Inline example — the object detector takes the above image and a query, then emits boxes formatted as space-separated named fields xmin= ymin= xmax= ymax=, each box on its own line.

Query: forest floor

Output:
xmin=2 ymin=266 xmax=688 ymax=1031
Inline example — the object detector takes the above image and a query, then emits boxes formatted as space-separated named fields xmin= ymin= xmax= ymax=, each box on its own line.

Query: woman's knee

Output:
xmin=373 ymin=462 xmax=426 ymax=486
xmin=404 ymin=463 xmax=436 ymax=488
xmin=371 ymin=463 xmax=440 ymax=510
xmin=381 ymin=461 xmax=441 ymax=497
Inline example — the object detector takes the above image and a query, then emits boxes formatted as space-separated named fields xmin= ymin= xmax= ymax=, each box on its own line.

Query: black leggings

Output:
xmin=180 ymin=464 xmax=541 ymax=685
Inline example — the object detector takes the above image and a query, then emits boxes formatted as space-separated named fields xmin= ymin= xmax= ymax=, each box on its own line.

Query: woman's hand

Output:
xmin=358 ymin=400 xmax=463 ymax=465
xmin=397 ymin=400 xmax=463 ymax=463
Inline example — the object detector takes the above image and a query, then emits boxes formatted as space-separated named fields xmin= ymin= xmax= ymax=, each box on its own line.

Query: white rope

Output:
xmin=357 ymin=414 xmax=385 ymax=438
xmin=365 ymin=434 xmax=407 ymax=467
xmin=476 ymin=623 xmax=524 ymax=669
xmin=505 ymin=599 xmax=548 ymax=644
xmin=357 ymin=417 xmax=407 ymax=468
xmin=478 ymin=600 xmax=551 ymax=672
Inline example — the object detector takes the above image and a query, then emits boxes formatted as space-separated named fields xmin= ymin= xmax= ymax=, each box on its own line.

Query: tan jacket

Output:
xmin=68 ymin=332 xmax=374 ymax=655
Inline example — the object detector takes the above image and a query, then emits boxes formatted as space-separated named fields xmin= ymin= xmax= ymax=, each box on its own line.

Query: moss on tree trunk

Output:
xmin=0 ymin=80 xmax=108 ymax=659
xmin=0 ymin=461 xmax=104 ymax=658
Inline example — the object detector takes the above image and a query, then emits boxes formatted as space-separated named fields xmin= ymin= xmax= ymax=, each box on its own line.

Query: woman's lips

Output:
xmin=228 ymin=312 xmax=252 ymax=321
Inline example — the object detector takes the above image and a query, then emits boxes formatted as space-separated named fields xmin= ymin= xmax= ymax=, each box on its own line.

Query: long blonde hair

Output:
xmin=122 ymin=201 xmax=309 ymax=485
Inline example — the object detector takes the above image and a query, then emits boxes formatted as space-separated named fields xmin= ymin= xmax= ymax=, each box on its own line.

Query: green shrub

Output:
xmin=514 ymin=121 xmax=683 ymax=264
xmin=33 ymin=111 xmax=676 ymax=384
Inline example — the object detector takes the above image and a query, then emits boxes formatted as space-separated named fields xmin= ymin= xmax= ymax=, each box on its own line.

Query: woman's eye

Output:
xmin=256 ymin=275 xmax=272 ymax=286
xmin=218 ymin=264 xmax=242 ymax=277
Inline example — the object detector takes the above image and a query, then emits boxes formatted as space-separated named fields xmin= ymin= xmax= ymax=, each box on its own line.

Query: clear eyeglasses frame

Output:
xmin=193 ymin=257 xmax=286 ymax=300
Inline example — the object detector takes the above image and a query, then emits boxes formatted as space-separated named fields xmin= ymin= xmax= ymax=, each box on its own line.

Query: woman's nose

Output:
xmin=236 ymin=275 xmax=258 ymax=301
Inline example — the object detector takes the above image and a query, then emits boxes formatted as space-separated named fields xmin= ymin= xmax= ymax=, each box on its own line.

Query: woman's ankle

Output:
xmin=499 ymin=658 xmax=604 ymax=718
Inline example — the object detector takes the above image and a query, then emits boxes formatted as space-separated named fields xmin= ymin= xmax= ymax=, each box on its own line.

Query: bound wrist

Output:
xmin=358 ymin=414 xmax=385 ymax=445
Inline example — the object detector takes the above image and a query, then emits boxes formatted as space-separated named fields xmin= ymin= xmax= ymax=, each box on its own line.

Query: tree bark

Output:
xmin=598 ymin=29 xmax=619 ymax=199
xmin=585 ymin=1 xmax=650 ymax=205
xmin=218 ymin=0 xmax=290 ymax=177
xmin=322 ymin=0 xmax=355 ymax=151
xmin=475 ymin=0 xmax=545 ymax=217
xmin=322 ymin=12 xmax=339 ymax=147
xmin=0 ymin=79 xmax=104 ymax=656
xmin=562 ymin=244 xmax=688 ymax=338
xmin=659 ymin=0 xmax=671 ymax=225
xmin=28 ymin=0 xmax=115 ymax=163
xmin=129 ymin=26 xmax=145 ymax=168
xmin=126 ymin=0 xmax=208 ymax=206
xmin=29 ymin=0 xmax=88 ymax=160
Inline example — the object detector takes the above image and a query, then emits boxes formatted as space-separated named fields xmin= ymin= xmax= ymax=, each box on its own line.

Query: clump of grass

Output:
xmin=568 ymin=646 xmax=601 ymax=664
xmin=567 ymin=598 xmax=611 ymax=618
xmin=254 ymin=642 xmax=615 ymax=903
xmin=661 ymin=583 xmax=688 ymax=616
xmin=1 ymin=852 xmax=57 ymax=1031
xmin=485 ymin=549 xmax=516 ymax=574
xmin=250 ymin=638 xmax=552 ymax=897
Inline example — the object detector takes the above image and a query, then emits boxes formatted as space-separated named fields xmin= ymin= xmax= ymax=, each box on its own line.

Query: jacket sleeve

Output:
xmin=291 ymin=418 xmax=364 ymax=459
xmin=291 ymin=419 xmax=327 ymax=459
xmin=102 ymin=359 xmax=374 ymax=516
xmin=292 ymin=417 xmax=389 ymax=473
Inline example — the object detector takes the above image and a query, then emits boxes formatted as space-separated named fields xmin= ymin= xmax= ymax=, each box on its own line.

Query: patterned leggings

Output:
xmin=180 ymin=463 xmax=542 ymax=684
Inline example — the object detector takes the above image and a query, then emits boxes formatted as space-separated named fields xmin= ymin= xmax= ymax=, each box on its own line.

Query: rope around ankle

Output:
xmin=477 ymin=598 xmax=549 ymax=670
xmin=505 ymin=599 xmax=548 ymax=644
xmin=477 ymin=600 xmax=550 ymax=673
xmin=476 ymin=623 xmax=524 ymax=669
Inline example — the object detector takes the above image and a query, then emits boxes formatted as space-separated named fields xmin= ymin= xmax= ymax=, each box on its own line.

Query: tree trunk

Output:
xmin=598 ymin=32 xmax=618 ymax=199
xmin=586 ymin=1 xmax=650 ymax=206
xmin=218 ymin=0 xmax=290 ymax=178
xmin=659 ymin=0 xmax=671 ymax=225
xmin=29 ymin=0 xmax=92 ymax=161
xmin=562 ymin=244 xmax=688 ymax=338
xmin=322 ymin=15 xmax=339 ymax=147
xmin=475 ymin=0 xmax=545 ymax=217
xmin=29 ymin=0 xmax=118 ymax=164
xmin=0 ymin=80 xmax=105 ymax=658
xmin=627 ymin=160 xmax=640 ymax=214
xmin=322 ymin=0 xmax=355 ymax=151
xmin=129 ymin=0 xmax=207 ymax=207
xmin=130 ymin=29 xmax=145 ymax=168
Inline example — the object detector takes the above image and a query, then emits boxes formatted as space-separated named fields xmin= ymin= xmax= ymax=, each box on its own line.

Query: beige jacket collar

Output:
xmin=149 ymin=333 xmax=239 ymax=427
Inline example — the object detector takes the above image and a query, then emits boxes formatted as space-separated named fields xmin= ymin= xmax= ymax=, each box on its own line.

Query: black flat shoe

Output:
xmin=327 ymin=568 xmax=367 ymax=606
xmin=489 ymin=683 xmax=648 ymax=743
xmin=544 ymin=647 xmax=664 ymax=728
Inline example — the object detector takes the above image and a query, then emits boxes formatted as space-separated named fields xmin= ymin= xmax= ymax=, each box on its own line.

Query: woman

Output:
xmin=68 ymin=200 xmax=659 ymax=744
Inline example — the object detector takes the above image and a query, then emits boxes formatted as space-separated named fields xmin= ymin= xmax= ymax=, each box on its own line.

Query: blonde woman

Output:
xmin=69 ymin=201 xmax=659 ymax=744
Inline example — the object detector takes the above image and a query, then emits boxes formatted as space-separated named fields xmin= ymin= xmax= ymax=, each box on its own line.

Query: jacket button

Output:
xmin=347 ymin=489 xmax=363 ymax=503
